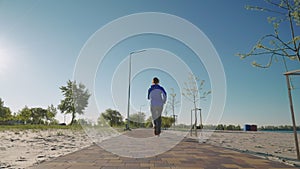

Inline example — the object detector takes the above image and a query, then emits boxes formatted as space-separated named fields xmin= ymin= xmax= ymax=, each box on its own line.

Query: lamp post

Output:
xmin=125 ymin=49 xmax=147 ymax=131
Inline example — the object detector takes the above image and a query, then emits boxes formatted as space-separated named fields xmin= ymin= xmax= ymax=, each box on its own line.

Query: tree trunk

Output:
xmin=70 ymin=112 xmax=75 ymax=125
xmin=194 ymin=101 xmax=197 ymax=137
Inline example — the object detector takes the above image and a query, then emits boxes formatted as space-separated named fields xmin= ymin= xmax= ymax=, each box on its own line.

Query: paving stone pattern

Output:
xmin=30 ymin=129 xmax=299 ymax=169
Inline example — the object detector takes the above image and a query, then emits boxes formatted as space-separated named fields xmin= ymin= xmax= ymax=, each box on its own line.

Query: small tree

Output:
xmin=97 ymin=115 xmax=107 ymax=126
xmin=0 ymin=98 xmax=12 ymax=122
xmin=17 ymin=106 xmax=31 ymax=124
xmin=46 ymin=104 xmax=57 ymax=124
xmin=129 ymin=112 xmax=146 ymax=128
xmin=167 ymin=88 xmax=180 ymax=126
xmin=215 ymin=124 xmax=225 ymax=130
xmin=161 ymin=116 xmax=175 ymax=129
xmin=100 ymin=109 xmax=123 ymax=127
xmin=30 ymin=107 xmax=47 ymax=124
xmin=182 ymin=73 xmax=211 ymax=130
xmin=17 ymin=106 xmax=51 ymax=124
xmin=58 ymin=80 xmax=90 ymax=125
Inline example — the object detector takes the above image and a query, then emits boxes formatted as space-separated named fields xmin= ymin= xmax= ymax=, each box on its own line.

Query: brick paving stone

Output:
xmin=29 ymin=129 xmax=299 ymax=169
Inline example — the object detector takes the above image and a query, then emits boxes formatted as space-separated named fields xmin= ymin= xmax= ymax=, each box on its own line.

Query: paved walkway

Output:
xmin=30 ymin=129 xmax=299 ymax=169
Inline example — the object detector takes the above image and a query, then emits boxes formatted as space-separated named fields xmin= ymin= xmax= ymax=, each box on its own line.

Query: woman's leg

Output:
xmin=157 ymin=116 xmax=162 ymax=135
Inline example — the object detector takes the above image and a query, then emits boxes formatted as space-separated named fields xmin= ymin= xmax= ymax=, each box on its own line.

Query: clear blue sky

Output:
xmin=0 ymin=0 xmax=299 ymax=126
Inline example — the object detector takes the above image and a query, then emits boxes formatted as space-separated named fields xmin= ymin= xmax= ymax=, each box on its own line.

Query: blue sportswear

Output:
xmin=147 ymin=84 xmax=167 ymax=106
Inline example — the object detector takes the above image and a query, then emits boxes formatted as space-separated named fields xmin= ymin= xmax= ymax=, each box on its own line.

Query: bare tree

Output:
xmin=167 ymin=88 xmax=180 ymax=127
xmin=182 ymin=73 xmax=211 ymax=131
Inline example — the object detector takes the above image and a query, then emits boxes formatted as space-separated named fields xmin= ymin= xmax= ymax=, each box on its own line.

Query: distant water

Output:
xmin=260 ymin=130 xmax=300 ymax=134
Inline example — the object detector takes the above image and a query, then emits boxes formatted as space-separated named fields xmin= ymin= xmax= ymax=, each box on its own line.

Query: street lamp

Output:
xmin=125 ymin=49 xmax=147 ymax=131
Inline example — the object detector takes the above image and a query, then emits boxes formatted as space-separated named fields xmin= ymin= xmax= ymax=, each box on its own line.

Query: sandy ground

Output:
xmin=202 ymin=130 xmax=300 ymax=166
xmin=0 ymin=129 xmax=299 ymax=168
xmin=0 ymin=129 xmax=92 ymax=169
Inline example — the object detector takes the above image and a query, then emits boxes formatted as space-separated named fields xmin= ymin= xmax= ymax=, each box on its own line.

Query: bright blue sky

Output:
xmin=0 ymin=0 xmax=299 ymax=126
